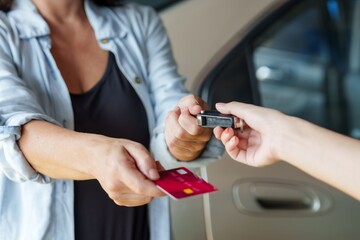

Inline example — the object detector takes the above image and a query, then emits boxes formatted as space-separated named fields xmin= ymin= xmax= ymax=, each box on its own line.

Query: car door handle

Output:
xmin=251 ymin=183 xmax=313 ymax=210
xmin=232 ymin=178 xmax=333 ymax=216
xmin=255 ymin=198 xmax=311 ymax=210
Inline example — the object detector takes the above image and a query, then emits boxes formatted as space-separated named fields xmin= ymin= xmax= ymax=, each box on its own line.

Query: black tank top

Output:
xmin=70 ymin=52 xmax=150 ymax=240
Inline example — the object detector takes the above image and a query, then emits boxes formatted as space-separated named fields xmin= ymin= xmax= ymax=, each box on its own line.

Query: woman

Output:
xmin=0 ymin=0 xmax=223 ymax=239
xmin=214 ymin=102 xmax=360 ymax=202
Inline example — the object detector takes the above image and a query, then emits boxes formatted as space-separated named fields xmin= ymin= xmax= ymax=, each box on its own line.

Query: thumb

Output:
xmin=215 ymin=102 xmax=247 ymax=119
xmin=126 ymin=144 xmax=160 ymax=181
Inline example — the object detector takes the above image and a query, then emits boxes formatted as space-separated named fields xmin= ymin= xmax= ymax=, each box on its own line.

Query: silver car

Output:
xmin=158 ymin=0 xmax=360 ymax=239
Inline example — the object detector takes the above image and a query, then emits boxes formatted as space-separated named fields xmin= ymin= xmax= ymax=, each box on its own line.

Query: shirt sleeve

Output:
xmin=0 ymin=15 xmax=57 ymax=183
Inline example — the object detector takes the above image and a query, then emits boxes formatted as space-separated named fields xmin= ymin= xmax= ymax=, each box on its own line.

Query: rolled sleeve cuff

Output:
xmin=150 ymin=125 xmax=224 ymax=170
xmin=0 ymin=113 xmax=60 ymax=183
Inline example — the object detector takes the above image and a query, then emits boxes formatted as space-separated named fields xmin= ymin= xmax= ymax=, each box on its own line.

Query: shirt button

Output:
xmin=134 ymin=76 xmax=142 ymax=84
xmin=101 ymin=38 xmax=109 ymax=44
xmin=62 ymin=181 xmax=67 ymax=193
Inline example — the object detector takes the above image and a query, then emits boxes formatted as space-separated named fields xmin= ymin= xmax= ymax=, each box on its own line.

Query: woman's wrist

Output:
xmin=274 ymin=115 xmax=312 ymax=166
xmin=271 ymin=114 xmax=301 ymax=163
xmin=81 ymin=133 xmax=116 ymax=179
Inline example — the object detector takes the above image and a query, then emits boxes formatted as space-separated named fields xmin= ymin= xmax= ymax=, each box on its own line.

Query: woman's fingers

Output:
xmin=94 ymin=138 xmax=166 ymax=207
xmin=107 ymin=181 xmax=154 ymax=207
xmin=116 ymin=149 xmax=164 ymax=198
xmin=123 ymin=141 xmax=160 ymax=180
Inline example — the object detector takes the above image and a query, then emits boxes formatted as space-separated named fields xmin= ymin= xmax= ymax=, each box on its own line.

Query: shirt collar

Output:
xmin=84 ymin=0 xmax=128 ymax=40
xmin=8 ymin=0 xmax=128 ymax=40
xmin=9 ymin=0 xmax=49 ymax=38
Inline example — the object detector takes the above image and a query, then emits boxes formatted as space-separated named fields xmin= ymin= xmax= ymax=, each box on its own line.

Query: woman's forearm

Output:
xmin=278 ymin=116 xmax=360 ymax=200
xmin=17 ymin=119 xmax=165 ymax=203
xmin=18 ymin=120 xmax=100 ymax=180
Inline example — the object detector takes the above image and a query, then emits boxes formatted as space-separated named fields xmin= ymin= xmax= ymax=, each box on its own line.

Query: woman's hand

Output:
xmin=164 ymin=95 xmax=212 ymax=161
xmin=82 ymin=137 xmax=166 ymax=207
xmin=213 ymin=102 xmax=285 ymax=167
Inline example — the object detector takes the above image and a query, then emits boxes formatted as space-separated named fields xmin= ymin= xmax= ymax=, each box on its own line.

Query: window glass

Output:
xmin=198 ymin=47 xmax=257 ymax=109
xmin=252 ymin=0 xmax=360 ymax=138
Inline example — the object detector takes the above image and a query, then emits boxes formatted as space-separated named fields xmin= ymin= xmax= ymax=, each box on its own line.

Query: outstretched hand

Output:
xmin=213 ymin=102 xmax=284 ymax=167
xmin=89 ymin=138 xmax=165 ymax=207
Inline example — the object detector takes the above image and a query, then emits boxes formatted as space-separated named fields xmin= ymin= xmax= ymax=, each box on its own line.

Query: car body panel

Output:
xmin=160 ymin=0 xmax=360 ymax=239
xmin=161 ymin=0 xmax=281 ymax=88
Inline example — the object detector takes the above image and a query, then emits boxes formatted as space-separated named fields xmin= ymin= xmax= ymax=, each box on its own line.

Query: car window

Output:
xmin=198 ymin=0 xmax=360 ymax=139
xmin=252 ymin=0 xmax=360 ymax=138
xmin=197 ymin=46 xmax=259 ymax=109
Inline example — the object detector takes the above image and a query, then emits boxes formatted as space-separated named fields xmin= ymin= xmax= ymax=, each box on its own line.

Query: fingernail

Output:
xmin=216 ymin=103 xmax=225 ymax=108
xmin=172 ymin=106 xmax=181 ymax=114
xmin=149 ymin=168 xmax=159 ymax=180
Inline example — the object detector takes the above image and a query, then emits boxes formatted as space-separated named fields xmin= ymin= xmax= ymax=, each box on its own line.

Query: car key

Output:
xmin=196 ymin=110 xmax=244 ymax=132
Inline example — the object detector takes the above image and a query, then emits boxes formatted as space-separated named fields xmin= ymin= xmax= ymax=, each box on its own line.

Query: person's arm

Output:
xmin=0 ymin=10 xmax=163 ymax=207
xmin=214 ymin=102 xmax=360 ymax=201
xmin=18 ymin=120 xmax=164 ymax=206
xmin=277 ymin=115 xmax=360 ymax=201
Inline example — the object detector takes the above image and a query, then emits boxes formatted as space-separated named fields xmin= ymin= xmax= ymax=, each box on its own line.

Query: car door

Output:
xmin=195 ymin=0 xmax=360 ymax=239
xmin=186 ymin=0 xmax=360 ymax=239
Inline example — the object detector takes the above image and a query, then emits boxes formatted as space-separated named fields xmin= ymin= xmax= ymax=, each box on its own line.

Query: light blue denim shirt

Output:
xmin=0 ymin=0 xmax=223 ymax=239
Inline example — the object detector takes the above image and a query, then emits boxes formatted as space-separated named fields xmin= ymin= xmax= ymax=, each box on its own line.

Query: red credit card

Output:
xmin=155 ymin=167 xmax=217 ymax=200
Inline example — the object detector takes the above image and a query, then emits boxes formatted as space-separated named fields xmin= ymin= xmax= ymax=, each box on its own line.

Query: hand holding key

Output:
xmin=210 ymin=101 xmax=360 ymax=202
xmin=212 ymin=102 xmax=283 ymax=167
xmin=164 ymin=95 xmax=212 ymax=161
